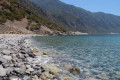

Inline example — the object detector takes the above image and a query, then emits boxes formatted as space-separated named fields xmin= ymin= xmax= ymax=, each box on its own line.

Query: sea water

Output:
xmin=31 ymin=34 xmax=120 ymax=80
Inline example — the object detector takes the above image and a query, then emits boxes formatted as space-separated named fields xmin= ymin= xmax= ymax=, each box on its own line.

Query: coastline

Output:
xmin=1 ymin=34 xmax=119 ymax=80
xmin=0 ymin=34 xmax=80 ymax=80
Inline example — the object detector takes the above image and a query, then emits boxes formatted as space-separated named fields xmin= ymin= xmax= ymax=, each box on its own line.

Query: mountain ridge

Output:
xmin=30 ymin=0 xmax=120 ymax=33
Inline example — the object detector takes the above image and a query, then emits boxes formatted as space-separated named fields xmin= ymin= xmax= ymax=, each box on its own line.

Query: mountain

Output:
xmin=17 ymin=0 xmax=70 ymax=31
xmin=17 ymin=0 xmax=49 ymax=18
xmin=0 ymin=0 xmax=67 ymax=34
xmin=30 ymin=0 xmax=120 ymax=33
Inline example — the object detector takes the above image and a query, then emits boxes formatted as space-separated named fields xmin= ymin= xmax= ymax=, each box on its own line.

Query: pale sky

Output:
xmin=60 ymin=0 xmax=120 ymax=16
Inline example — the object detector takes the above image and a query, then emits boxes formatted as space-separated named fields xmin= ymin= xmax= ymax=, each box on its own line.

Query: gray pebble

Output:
xmin=0 ymin=65 xmax=6 ymax=76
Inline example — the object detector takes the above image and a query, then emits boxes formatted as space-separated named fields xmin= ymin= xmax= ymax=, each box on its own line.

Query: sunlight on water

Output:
xmin=31 ymin=34 xmax=120 ymax=80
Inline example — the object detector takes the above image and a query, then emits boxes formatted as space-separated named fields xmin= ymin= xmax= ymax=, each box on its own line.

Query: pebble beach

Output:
xmin=0 ymin=34 xmax=80 ymax=80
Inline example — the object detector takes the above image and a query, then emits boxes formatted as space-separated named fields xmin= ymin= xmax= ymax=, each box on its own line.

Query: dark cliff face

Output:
xmin=29 ymin=0 xmax=120 ymax=33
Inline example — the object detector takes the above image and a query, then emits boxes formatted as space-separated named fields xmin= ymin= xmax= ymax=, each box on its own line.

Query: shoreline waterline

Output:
xmin=1 ymin=34 xmax=120 ymax=80
xmin=0 ymin=34 xmax=80 ymax=80
xmin=31 ymin=34 xmax=120 ymax=80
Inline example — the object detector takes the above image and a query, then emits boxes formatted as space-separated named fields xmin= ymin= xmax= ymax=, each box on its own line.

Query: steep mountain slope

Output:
xmin=0 ymin=0 xmax=67 ymax=34
xmin=17 ymin=0 xmax=49 ymax=18
xmin=30 ymin=0 xmax=120 ymax=33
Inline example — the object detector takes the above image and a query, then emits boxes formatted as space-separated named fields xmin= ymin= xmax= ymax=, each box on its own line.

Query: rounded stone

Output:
xmin=2 ymin=55 xmax=12 ymax=61
xmin=0 ymin=65 xmax=6 ymax=76
xmin=41 ymin=72 xmax=51 ymax=80
xmin=0 ymin=57 xmax=7 ymax=64
xmin=69 ymin=67 xmax=80 ymax=75
xmin=43 ymin=52 xmax=48 ymax=55
xmin=49 ymin=69 xmax=58 ymax=76
xmin=33 ymin=75 xmax=39 ymax=80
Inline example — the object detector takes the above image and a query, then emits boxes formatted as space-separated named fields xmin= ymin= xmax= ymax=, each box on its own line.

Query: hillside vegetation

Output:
xmin=0 ymin=0 xmax=67 ymax=33
xmin=30 ymin=0 xmax=120 ymax=33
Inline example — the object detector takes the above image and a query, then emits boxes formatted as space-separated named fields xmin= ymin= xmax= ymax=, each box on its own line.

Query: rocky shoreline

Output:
xmin=0 ymin=34 xmax=80 ymax=80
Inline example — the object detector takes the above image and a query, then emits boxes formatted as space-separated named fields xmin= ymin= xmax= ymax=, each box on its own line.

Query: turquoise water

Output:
xmin=32 ymin=35 xmax=120 ymax=80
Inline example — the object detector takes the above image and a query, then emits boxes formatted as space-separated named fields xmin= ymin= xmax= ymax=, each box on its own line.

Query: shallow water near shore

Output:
xmin=31 ymin=34 xmax=120 ymax=80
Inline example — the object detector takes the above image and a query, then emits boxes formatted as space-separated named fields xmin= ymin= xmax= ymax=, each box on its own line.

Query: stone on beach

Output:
xmin=1 ymin=50 xmax=12 ymax=55
xmin=44 ymin=72 xmax=51 ymax=79
xmin=28 ymin=53 xmax=35 ymax=58
xmin=63 ymin=75 xmax=71 ymax=80
xmin=33 ymin=53 xmax=42 ymax=56
xmin=65 ymin=64 xmax=81 ymax=75
xmin=11 ymin=59 xmax=17 ymax=63
xmin=14 ymin=65 xmax=26 ymax=74
xmin=17 ymin=53 xmax=25 ymax=59
xmin=11 ymin=54 xmax=17 ymax=58
xmin=115 ymin=71 xmax=120 ymax=79
xmin=65 ymin=64 xmax=73 ymax=69
xmin=41 ymin=72 xmax=51 ymax=80
xmin=69 ymin=66 xmax=80 ymax=75
xmin=2 ymin=55 xmax=12 ymax=61
xmin=33 ymin=75 xmax=39 ymax=80
xmin=32 ymin=70 xmax=42 ymax=77
xmin=44 ymin=64 xmax=59 ymax=76
xmin=43 ymin=52 xmax=49 ymax=55
xmin=96 ymin=75 xmax=109 ymax=80
xmin=9 ymin=76 xmax=21 ymax=80
xmin=0 ymin=35 xmax=63 ymax=80
xmin=23 ymin=76 xmax=31 ymax=80
xmin=26 ymin=65 xmax=31 ymax=69
xmin=25 ymin=67 xmax=34 ymax=74
xmin=24 ymin=54 xmax=29 ymax=58
xmin=0 ymin=65 xmax=6 ymax=76
xmin=6 ymin=67 xmax=14 ymax=75
xmin=49 ymin=69 xmax=59 ymax=76
xmin=63 ymin=70 xmax=70 ymax=74
xmin=0 ymin=57 xmax=8 ymax=64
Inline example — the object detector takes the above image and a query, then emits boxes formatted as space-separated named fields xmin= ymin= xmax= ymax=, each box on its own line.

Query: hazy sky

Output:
xmin=60 ymin=0 xmax=120 ymax=16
